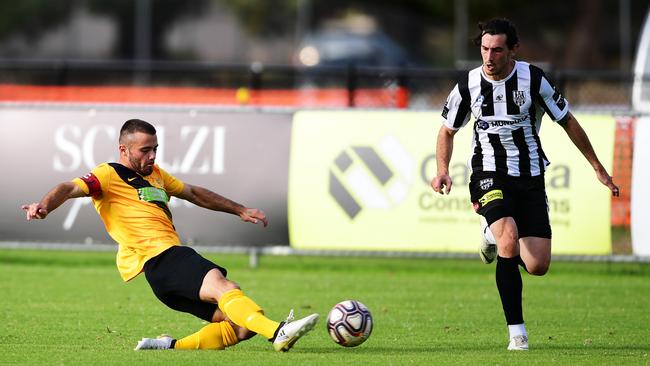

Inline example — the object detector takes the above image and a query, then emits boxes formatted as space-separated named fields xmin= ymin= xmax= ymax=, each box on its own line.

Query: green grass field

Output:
xmin=1 ymin=249 xmax=649 ymax=365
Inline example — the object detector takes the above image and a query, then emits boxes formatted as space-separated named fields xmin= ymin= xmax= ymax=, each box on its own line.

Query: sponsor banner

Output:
xmin=632 ymin=117 xmax=650 ymax=255
xmin=0 ymin=106 xmax=291 ymax=245
xmin=288 ymin=111 xmax=614 ymax=254
xmin=539 ymin=114 xmax=615 ymax=254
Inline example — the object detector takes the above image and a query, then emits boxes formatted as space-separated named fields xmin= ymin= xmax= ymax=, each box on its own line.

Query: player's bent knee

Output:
xmin=200 ymin=272 xmax=242 ymax=303
xmin=232 ymin=322 xmax=256 ymax=341
xmin=211 ymin=309 xmax=227 ymax=323
xmin=497 ymin=241 xmax=519 ymax=257
xmin=220 ymin=279 xmax=241 ymax=292
xmin=527 ymin=262 xmax=550 ymax=276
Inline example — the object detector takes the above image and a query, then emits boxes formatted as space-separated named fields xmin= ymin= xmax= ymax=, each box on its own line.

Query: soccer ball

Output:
xmin=326 ymin=300 xmax=373 ymax=347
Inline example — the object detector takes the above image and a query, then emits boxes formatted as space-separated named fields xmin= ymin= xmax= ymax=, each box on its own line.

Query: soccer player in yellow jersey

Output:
xmin=21 ymin=119 xmax=318 ymax=352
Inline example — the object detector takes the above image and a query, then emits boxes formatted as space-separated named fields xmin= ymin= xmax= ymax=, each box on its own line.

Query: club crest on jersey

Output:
xmin=513 ymin=90 xmax=526 ymax=106
xmin=479 ymin=178 xmax=493 ymax=190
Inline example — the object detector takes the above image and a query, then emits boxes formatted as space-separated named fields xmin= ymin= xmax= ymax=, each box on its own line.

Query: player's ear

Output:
xmin=510 ymin=43 xmax=519 ymax=57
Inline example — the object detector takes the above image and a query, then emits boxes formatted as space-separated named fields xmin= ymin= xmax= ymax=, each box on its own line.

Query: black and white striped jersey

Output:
xmin=441 ymin=60 xmax=569 ymax=177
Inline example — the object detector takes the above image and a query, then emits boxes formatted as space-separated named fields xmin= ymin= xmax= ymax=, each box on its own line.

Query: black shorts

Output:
xmin=469 ymin=172 xmax=551 ymax=239
xmin=143 ymin=246 xmax=228 ymax=322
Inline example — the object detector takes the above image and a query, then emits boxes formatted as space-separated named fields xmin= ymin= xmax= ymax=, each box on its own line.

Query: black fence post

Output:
xmin=347 ymin=63 xmax=356 ymax=107
xmin=55 ymin=61 xmax=69 ymax=86
xmin=250 ymin=61 xmax=263 ymax=105
xmin=396 ymin=67 xmax=409 ymax=108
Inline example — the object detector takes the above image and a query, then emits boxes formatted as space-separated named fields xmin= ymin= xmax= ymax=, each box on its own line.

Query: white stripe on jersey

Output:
xmin=441 ymin=60 xmax=570 ymax=177
xmin=523 ymin=125 xmax=543 ymax=176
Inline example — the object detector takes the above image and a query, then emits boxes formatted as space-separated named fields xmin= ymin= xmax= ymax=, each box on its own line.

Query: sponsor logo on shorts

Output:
xmin=478 ymin=189 xmax=503 ymax=206
xmin=479 ymin=178 xmax=493 ymax=190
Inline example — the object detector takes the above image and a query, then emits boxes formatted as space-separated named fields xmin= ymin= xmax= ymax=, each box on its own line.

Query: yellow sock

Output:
xmin=219 ymin=321 xmax=239 ymax=347
xmin=174 ymin=322 xmax=239 ymax=350
xmin=218 ymin=289 xmax=280 ymax=339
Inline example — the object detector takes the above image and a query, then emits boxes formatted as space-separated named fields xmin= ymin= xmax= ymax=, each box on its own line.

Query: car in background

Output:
xmin=295 ymin=29 xmax=411 ymax=68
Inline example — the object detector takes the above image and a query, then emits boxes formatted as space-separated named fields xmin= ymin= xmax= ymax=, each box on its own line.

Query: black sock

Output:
xmin=496 ymin=255 xmax=524 ymax=325
xmin=517 ymin=256 xmax=528 ymax=272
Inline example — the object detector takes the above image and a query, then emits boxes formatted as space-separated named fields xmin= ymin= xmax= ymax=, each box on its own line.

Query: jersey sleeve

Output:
xmin=158 ymin=166 xmax=185 ymax=196
xmin=71 ymin=163 xmax=111 ymax=197
xmin=442 ymin=83 xmax=471 ymax=130
xmin=537 ymin=74 xmax=570 ymax=122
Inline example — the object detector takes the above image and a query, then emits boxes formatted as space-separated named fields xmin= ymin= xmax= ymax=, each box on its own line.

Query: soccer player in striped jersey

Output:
xmin=430 ymin=18 xmax=620 ymax=350
xmin=22 ymin=119 xmax=318 ymax=352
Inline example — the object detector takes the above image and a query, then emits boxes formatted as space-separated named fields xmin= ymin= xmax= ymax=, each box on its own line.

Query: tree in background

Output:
xmin=0 ymin=0 xmax=208 ymax=59
xmin=87 ymin=0 xmax=209 ymax=59
xmin=0 ymin=0 xmax=646 ymax=70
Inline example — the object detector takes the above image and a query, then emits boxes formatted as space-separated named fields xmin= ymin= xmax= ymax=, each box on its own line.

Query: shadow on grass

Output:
xmin=300 ymin=344 xmax=499 ymax=354
xmin=530 ymin=344 xmax=650 ymax=351
xmin=298 ymin=342 xmax=650 ymax=355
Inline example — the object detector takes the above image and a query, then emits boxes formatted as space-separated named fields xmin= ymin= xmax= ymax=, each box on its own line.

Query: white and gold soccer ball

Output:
xmin=326 ymin=300 xmax=373 ymax=347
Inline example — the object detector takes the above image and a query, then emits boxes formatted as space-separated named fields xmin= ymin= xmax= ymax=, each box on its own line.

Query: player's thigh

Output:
xmin=199 ymin=268 xmax=241 ymax=303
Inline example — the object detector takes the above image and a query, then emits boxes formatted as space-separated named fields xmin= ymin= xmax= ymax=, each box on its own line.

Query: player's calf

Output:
xmin=479 ymin=216 xmax=497 ymax=264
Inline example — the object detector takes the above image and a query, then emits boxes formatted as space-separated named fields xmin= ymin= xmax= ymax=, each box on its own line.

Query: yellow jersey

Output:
xmin=72 ymin=162 xmax=185 ymax=281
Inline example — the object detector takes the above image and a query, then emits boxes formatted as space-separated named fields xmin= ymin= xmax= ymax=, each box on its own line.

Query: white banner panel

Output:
xmin=289 ymin=111 xmax=615 ymax=254
xmin=0 ymin=105 xmax=292 ymax=246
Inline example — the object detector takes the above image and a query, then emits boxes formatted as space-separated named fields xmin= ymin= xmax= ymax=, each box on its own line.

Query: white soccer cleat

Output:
xmin=134 ymin=335 xmax=173 ymax=351
xmin=272 ymin=309 xmax=319 ymax=352
xmin=507 ymin=335 xmax=529 ymax=351
xmin=479 ymin=216 xmax=497 ymax=264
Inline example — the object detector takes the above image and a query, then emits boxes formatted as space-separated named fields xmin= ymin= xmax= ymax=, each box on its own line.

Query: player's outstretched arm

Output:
xmin=430 ymin=125 xmax=457 ymax=195
xmin=560 ymin=112 xmax=620 ymax=197
xmin=21 ymin=182 xmax=86 ymax=220
xmin=175 ymin=183 xmax=268 ymax=227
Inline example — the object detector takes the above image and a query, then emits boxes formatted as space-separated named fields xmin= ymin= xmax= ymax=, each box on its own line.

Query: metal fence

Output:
xmin=0 ymin=59 xmax=634 ymax=111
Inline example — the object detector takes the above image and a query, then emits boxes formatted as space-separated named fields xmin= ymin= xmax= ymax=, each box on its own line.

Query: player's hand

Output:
xmin=240 ymin=208 xmax=268 ymax=227
xmin=595 ymin=167 xmax=620 ymax=197
xmin=21 ymin=203 xmax=48 ymax=220
xmin=431 ymin=174 xmax=453 ymax=195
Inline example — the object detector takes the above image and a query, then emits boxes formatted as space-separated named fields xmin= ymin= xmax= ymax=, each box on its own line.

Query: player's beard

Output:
xmin=128 ymin=154 xmax=154 ymax=176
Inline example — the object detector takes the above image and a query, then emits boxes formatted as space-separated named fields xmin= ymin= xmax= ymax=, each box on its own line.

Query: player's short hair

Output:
xmin=119 ymin=119 xmax=156 ymax=143
xmin=473 ymin=18 xmax=519 ymax=50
